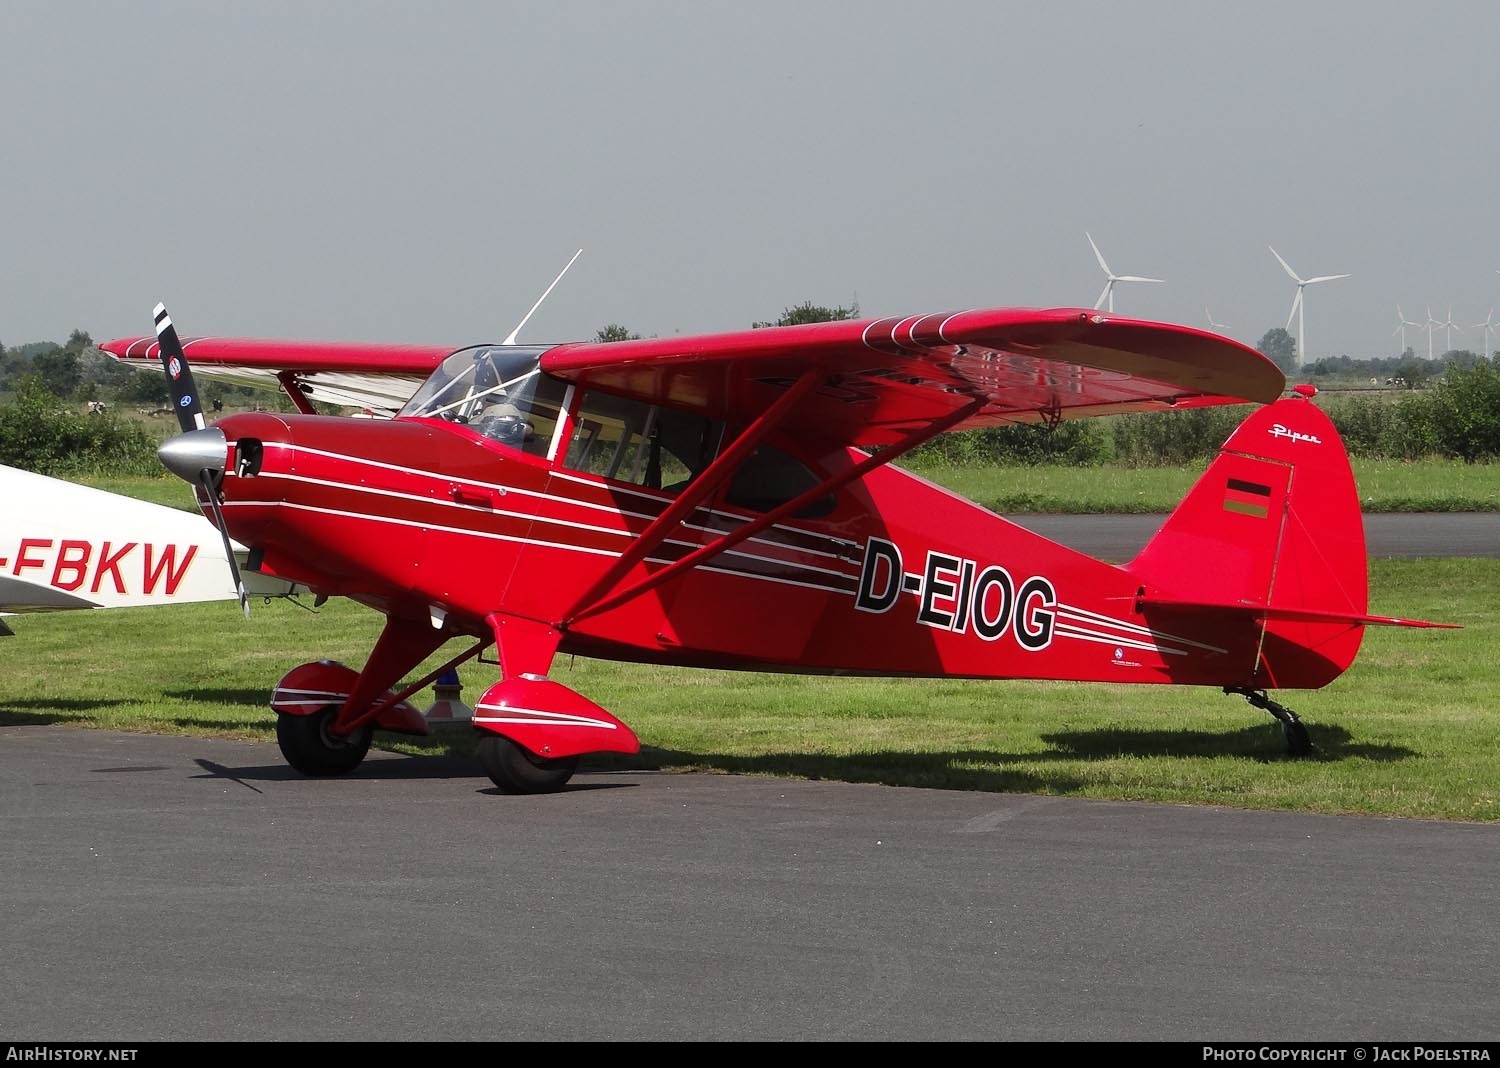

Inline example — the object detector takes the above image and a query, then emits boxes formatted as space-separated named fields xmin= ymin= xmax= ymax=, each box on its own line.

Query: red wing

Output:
xmin=99 ymin=336 xmax=458 ymax=414
xmin=541 ymin=308 xmax=1285 ymax=446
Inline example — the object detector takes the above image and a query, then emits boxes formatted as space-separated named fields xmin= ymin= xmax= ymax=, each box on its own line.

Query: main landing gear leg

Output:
xmin=1224 ymin=686 xmax=1313 ymax=757
xmin=469 ymin=614 xmax=640 ymax=794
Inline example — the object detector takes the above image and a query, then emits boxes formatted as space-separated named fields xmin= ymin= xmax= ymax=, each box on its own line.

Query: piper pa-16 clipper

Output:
xmin=101 ymin=291 xmax=1451 ymax=793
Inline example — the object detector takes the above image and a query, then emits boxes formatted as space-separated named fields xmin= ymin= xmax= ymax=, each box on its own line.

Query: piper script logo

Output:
xmin=1269 ymin=423 xmax=1322 ymax=445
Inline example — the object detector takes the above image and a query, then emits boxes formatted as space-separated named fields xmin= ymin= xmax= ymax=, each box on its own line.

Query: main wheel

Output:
xmin=477 ymin=734 xmax=579 ymax=794
xmin=276 ymin=705 xmax=374 ymax=776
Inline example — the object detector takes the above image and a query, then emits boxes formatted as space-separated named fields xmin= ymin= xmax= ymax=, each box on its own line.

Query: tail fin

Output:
xmin=1127 ymin=393 xmax=1373 ymax=688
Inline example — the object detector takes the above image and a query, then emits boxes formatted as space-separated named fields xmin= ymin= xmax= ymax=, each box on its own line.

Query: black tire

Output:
xmin=1280 ymin=718 xmax=1314 ymax=758
xmin=477 ymin=734 xmax=579 ymax=794
xmin=276 ymin=705 xmax=373 ymax=776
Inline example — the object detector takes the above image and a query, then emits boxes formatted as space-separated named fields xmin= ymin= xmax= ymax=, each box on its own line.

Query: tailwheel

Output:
xmin=477 ymin=734 xmax=579 ymax=794
xmin=276 ymin=705 xmax=374 ymax=776
xmin=1224 ymin=686 xmax=1314 ymax=758
xmin=1279 ymin=715 xmax=1313 ymax=757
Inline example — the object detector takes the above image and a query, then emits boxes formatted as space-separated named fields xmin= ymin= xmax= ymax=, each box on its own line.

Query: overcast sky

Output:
xmin=4 ymin=1 xmax=1499 ymax=362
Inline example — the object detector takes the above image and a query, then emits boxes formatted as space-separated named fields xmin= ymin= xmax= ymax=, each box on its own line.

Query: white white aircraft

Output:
xmin=0 ymin=463 xmax=300 ymax=633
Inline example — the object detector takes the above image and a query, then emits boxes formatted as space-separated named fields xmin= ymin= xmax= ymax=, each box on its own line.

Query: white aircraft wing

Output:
xmin=0 ymin=464 xmax=301 ymax=626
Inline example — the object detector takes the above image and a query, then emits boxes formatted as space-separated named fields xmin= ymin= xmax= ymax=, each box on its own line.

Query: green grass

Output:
xmin=1 ymin=559 xmax=1493 ymax=821
xmin=897 ymin=457 xmax=1500 ymax=513
xmin=1344 ymin=459 xmax=1500 ymax=511
xmin=77 ymin=473 xmax=199 ymax=509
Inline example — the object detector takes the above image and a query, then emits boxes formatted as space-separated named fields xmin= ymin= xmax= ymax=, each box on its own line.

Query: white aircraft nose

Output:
xmin=158 ymin=426 xmax=228 ymax=483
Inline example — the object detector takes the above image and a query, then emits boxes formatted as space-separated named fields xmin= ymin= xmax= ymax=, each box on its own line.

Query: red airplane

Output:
xmin=100 ymin=302 xmax=1451 ymax=793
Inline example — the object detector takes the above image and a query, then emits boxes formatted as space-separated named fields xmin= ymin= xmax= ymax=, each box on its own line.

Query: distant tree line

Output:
xmin=0 ymin=329 xmax=267 ymax=410
xmin=0 ymin=376 xmax=161 ymax=476
xmin=908 ymin=360 xmax=1500 ymax=466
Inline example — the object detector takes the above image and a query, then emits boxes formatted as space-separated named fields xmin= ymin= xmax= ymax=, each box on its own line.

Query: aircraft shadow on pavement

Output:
xmin=622 ymin=747 xmax=1088 ymax=794
xmin=189 ymin=755 xmax=635 ymax=793
xmin=48 ymin=719 xmax=1415 ymax=798
xmin=622 ymin=722 xmax=1414 ymax=791
xmin=193 ymin=754 xmax=481 ymax=783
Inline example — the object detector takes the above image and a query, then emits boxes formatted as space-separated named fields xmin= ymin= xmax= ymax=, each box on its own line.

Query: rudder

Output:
xmin=1127 ymin=392 xmax=1368 ymax=688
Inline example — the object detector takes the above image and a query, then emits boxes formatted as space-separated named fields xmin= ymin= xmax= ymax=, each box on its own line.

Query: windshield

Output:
xmin=400 ymin=345 xmax=567 ymax=456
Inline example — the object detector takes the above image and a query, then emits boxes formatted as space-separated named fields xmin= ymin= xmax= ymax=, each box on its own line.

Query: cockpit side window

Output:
xmin=563 ymin=391 xmax=722 ymax=492
xmin=560 ymin=390 xmax=832 ymax=517
xmin=399 ymin=345 xmax=567 ymax=458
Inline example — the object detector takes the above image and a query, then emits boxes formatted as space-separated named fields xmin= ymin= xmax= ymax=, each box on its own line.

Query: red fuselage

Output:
xmin=205 ymin=409 xmax=1341 ymax=691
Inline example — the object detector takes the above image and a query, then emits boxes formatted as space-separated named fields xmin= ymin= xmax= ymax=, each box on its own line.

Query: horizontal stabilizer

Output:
xmin=1135 ymin=595 xmax=1459 ymax=630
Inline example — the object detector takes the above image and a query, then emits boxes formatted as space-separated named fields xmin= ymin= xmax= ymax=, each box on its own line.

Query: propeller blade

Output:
xmin=152 ymin=304 xmax=242 ymax=617
xmin=1116 ymin=275 xmax=1164 ymax=283
xmin=1094 ymin=281 xmax=1111 ymax=310
xmin=1268 ymin=246 xmax=1302 ymax=283
xmin=1305 ymin=273 xmax=1351 ymax=284
xmin=153 ymin=303 xmax=207 ymax=434
xmin=199 ymin=469 xmax=249 ymax=620
xmin=1286 ymin=289 xmax=1302 ymax=330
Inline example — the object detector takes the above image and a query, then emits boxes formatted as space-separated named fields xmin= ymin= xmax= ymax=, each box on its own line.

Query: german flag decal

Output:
xmin=1224 ymin=477 xmax=1272 ymax=518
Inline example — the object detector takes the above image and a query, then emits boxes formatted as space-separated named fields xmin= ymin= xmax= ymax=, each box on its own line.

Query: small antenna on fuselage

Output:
xmin=501 ymin=248 xmax=583 ymax=345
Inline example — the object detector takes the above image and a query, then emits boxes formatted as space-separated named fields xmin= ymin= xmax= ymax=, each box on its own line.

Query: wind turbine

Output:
xmin=1205 ymin=306 xmax=1230 ymax=332
xmin=1392 ymin=305 xmax=1420 ymax=354
xmin=1435 ymin=304 xmax=1464 ymax=355
xmin=1268 ymin=247 xmax=1350 ymax=367
xmin=1085 ymin=233 xmax=1162 ymax=312
xmin=1423 ymin=305 xmax=1440 ymax=360
xmin=1473 ymin=308 xmax=1498 ymax=357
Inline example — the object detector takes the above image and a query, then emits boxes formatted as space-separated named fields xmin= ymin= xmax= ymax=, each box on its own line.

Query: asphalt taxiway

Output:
xmin=1 ymin=725 xmax=1494 ymax=1042
xmin=1011 ymin=512 xmax=1500 ymax=561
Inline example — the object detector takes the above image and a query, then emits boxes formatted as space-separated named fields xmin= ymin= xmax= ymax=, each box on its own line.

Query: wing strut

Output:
xmin=276 ymin=371 xmax=318 ymax=415
xmin=560 ymin=393 xmax=985 ymax=629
